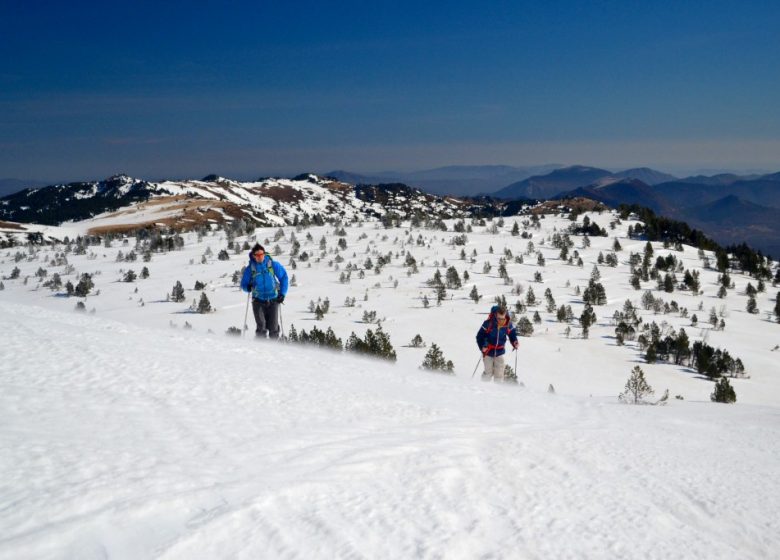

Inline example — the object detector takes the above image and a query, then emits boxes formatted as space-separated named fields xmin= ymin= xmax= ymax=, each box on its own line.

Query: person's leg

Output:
xmin=265 ymin=301 xmax=280 ymax=339
xmin=481 ymin=355 xmax=493 ymax=381
xmin=493 ymin=354 xmax=506 ymax=381
xmin=252 ymin=299 xmax=267 ymax=337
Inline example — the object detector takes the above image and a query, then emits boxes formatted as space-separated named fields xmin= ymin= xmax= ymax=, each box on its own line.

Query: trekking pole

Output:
xmin=514 ymin=346 xmax=519 ymax=381
xmin=471 ymin=354 xmax=483 ymax=378
xmin=243 ymin=292 xmax=251 ymax=337
xmin=278 ymin=300 xmax=285 ymax=342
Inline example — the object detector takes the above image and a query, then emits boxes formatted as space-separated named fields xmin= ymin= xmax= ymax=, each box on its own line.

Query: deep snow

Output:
xmin=1 ymin=301 xmax=779 ymax=559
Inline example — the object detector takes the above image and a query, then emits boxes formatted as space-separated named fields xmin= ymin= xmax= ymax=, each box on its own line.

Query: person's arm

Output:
xmin=240 ymin=265 xmax=252 ymax=293
xmin=274 ymin=261 xmax=289 ymax=296
xmin=476 ymin=323 xmax=487 ymax=352
xmin=509 ymin=323 xmax=519 ymax=348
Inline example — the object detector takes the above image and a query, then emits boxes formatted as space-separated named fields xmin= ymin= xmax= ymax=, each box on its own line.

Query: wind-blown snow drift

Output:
xmin=1 ymin=301 xmax=778 ymax=559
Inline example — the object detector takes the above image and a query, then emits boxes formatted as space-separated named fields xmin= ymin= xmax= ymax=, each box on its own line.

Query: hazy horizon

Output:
xmin=2 ymin=2 xmax=778 ymax=182
xmin=2 ymin=158 xmax=778 ymax=187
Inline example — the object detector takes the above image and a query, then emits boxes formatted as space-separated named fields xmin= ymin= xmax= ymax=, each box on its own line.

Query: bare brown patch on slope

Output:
xmin=0 ymin=221 xmax=27 ymax=231
xmin=260 ymin=185 xmax=304 ymax=203
xmin=86 ymin=196 xmax=248 ymax=235
xmin=532 ymin=197 xmax=608 ymax=215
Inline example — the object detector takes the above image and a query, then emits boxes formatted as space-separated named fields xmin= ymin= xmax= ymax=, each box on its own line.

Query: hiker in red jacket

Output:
xmin=476 ymin=305 xmax=519 ymax=381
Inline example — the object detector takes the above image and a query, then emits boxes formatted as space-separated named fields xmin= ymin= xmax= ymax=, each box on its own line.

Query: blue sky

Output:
xmin=1 ymin=0 xmax=779 ymax=181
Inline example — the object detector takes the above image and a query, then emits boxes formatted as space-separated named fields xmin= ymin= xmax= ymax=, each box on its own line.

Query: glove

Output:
xmin=277 ymin=294 xmax=285 ymax=303
xmin=512 ymin=341 xmax=519 ymax=350
xmin=481 ymin=347 xmax=489 ymax=356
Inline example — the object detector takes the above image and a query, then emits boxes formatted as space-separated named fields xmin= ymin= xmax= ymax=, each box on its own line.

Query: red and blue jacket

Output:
xmin=476 ymin=306 xmax=519 ymax=357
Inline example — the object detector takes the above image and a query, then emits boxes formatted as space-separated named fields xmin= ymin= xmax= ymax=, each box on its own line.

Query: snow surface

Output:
xmin=1 ymin=211 xmax=780 ymax=558
xmin=1 ymin=301 xmax=779 ymax=559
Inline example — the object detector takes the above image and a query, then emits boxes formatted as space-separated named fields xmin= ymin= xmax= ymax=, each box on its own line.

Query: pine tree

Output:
xmin=516 ymin=316 xmax=534 ymax=336
xmin=123 ymin=269 xmax=137 ymax=282
xmin=775 ymin=292 xmax=780 ymax=323
xmin=346 ymin=327 xmax=396 ymax=361
xmin=711 ymin=377 xmax=737 ymax=403
xmin=410 ymin=334 xmax=425 ymax=348
xmin=746 ymin=295 xmax=758 ymax=314
xmin=583 ymin=279 xmax=607 ymax=305
xmin=171 ymin=281 xmax=185 ymax=303
xmin=645 ymin=343 xmax=658 ymax=364
xmin=674 ymin=328 xmax=690 ymax=365
xmin=544 ymin=288 xmax=556 ymax=313
xmin=197 ymin=293 xmax=212 ymax=314
xmin=421 ymin=343 xmax=454 ymax=374
xmin=435 ymin=284 xmax=447 ymax=305
xmin=619 ymin=366 xmax=655 ymax=404
xmin=74 ymin=273 xmax=94 ymax=297
xmin=45 ymin=273 xmax=62 ymax=291
xmin=445 ymin=266 xmax=462 ymax=289
xmin=469 ymin=285 xmax=481 ymax=303
xmin=371 ymin=326 xmax=397 ymax=361
xmin=663 ymin=273 xmax=675 ymax=293
xmin=580 ymin=303 xmax=596 ymax=338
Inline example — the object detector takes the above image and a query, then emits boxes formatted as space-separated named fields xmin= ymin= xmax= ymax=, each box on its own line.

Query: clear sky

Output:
xmin=1 ymin=0 xmax=779 ymax=181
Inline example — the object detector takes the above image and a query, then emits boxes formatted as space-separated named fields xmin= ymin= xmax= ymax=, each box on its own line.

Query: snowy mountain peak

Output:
xmin=0 ymin=174 xmax=506 ymax=234
xmin=104 ymin=173 xmax=136 ymax=184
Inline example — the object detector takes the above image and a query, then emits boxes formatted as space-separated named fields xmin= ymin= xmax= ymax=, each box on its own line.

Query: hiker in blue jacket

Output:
xmin=241 ymin=243 xmax=289 ymax=339
xmin=476 ymin=304 xmax=519 ymax=381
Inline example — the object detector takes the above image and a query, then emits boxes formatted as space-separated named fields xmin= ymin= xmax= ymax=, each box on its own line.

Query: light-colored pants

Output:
xmin=482 ymin=354 xmax=505 ymax=381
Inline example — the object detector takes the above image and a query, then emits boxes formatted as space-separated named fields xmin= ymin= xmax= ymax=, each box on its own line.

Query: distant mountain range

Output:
xmin=3 ymin=165 xmax=778 ymax=257
xmin=324 ymin=165 xmax=564 ymax=196
xmin=535 ymin=168 xmax=780 ymax=257
xmin=489 ymin=166 xmax=679 ymax=199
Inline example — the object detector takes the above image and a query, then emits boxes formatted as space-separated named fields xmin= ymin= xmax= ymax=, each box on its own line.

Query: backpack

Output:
xmin=250 ymin=256 xmax=280 ymax=301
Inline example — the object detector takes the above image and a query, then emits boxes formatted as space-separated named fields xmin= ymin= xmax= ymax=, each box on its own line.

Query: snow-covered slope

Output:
xmin=1 ymin=209 xmax=779 ymax=558
xmin=1 ymin=300 xmax=779 ymax=559
xmin=0 ymin=174 xmax=481 ymax=236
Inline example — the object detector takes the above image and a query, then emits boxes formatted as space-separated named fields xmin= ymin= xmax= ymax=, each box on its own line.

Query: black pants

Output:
xmin=252 ymin=299 xmax=280 ymax=339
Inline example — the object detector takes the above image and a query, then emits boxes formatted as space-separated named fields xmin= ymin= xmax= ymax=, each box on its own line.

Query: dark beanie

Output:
xmin=251 ymin=243 xmax=265 ymax=253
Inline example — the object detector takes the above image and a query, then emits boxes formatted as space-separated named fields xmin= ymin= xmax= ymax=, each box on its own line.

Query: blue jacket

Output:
xmin=476 ymin=306 xmax=519 ymax=357
xmin=240 ymin=252 xmax=289 ymax=301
